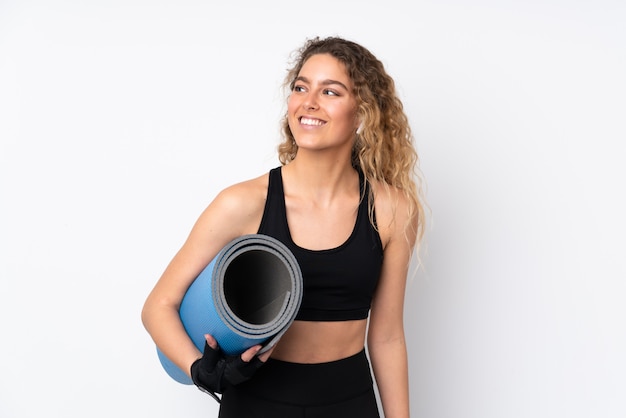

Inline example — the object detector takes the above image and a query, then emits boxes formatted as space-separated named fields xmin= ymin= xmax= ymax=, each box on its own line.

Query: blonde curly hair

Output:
xmin=278 ymin=36 xmax=426 ymax=244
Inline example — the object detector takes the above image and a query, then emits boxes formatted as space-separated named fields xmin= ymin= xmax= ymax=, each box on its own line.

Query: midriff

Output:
xmin=269 ymin=319 xmax=368 ymax=363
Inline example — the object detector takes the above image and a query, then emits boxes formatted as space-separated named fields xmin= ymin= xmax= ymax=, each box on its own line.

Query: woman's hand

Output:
xmin=190 ymin=334 xmax=273 ymax=402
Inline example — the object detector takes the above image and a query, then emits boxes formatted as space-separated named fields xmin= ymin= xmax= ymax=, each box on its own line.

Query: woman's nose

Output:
xmin=303 ymin=94 xmax=319 ymax=110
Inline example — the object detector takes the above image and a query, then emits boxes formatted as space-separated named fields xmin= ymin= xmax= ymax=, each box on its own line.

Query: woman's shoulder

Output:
xmin=213 ymin=171 xmax=270 ymax=211
xmin=195 ymin=170 xmax=272 ymax=237
xmin=370 ymin=180 xmax=409 ymax=216
xmin=149 ymin=171 xmax=274 ymax=296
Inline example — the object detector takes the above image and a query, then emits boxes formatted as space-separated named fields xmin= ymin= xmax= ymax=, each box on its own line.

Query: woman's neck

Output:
xmin=281 ymin=157 xmax=359 ymax=203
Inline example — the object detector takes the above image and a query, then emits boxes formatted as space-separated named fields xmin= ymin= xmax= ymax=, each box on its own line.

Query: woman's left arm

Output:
xmin=368 ymin=186 xmax=418 ymax=418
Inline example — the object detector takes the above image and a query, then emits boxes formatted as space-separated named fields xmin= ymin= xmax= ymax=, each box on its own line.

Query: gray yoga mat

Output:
xmin=157 ymin=234 xmax=303 ymax=384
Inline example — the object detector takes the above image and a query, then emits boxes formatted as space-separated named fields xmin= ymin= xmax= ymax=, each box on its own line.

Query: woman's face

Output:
xmin=287 ymin=53 xmax=359 ymax=154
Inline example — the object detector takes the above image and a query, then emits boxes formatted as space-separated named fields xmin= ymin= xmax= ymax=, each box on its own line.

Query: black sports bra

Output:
xmin=257 ymin=167 xmax=383 ymax=321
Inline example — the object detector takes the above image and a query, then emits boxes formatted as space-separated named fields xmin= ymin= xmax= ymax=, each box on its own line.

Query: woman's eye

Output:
xmin=324 ymin=89 xmax=339 ymax=96
xmin=293 ymin=85 xmax=306 ymax=92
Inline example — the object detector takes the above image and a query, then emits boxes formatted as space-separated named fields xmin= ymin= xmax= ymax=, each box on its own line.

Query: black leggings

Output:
xmin=218 ymin=349 xmax=380 ymax=418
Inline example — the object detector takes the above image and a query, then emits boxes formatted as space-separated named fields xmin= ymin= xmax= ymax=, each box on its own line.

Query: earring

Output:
xmin=356 ymin=121 xmax=364 ymax=135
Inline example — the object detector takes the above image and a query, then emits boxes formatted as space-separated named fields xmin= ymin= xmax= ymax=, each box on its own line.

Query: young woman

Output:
xmin=142 ymin=36 xmax=426 ymax=418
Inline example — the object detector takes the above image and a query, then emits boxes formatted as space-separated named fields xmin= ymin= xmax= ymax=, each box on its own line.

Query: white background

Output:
xmin=1 ymin=1 xmax=624 ymax=417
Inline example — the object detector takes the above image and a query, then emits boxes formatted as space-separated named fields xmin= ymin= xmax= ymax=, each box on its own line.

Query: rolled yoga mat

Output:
xmin=157 ymin=234 xmax=303 ymax=384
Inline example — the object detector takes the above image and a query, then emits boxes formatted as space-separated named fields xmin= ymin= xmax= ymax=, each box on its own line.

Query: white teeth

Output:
xmin=300 ymin=117 xmax=324 ymax=126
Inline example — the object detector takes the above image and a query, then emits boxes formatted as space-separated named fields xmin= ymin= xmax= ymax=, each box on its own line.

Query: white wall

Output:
xmin=1 ymin=1 xmax=624 ymax=417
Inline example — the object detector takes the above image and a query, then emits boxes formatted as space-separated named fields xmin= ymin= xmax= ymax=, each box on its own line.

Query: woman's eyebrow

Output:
xmin=295 ymin=76 xmax=349 ymax=91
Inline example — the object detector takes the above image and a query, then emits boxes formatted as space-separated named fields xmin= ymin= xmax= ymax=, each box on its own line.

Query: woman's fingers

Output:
xmin=204 ymin=334 xmax=218 ymax=350
xmin=204 ymin=334 xmax=274 ymax=363
xmin=240 ymin=344 xmax=262 ymax=362
xmin=257 ymin=345 xmax=275 ymax=362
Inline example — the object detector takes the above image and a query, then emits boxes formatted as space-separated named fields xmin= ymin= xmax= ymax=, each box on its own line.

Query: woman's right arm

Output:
xmin=141 ymin=176 xmax=267 ymax=378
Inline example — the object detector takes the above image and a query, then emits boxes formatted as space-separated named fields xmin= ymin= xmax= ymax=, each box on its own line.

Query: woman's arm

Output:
xmin=141 ymin=175 xmax=267 ymax=378
xmin=368 ymin=185 xmax=418 ymax=418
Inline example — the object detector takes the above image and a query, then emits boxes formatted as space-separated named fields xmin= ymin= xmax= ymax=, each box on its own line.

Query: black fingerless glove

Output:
xmin=190 ymin=340 xmax=265 ymax=403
